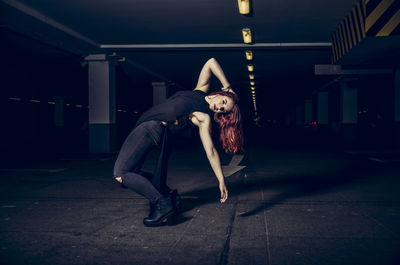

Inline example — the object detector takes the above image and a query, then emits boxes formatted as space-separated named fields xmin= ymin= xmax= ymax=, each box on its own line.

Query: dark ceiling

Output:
xmin=1 ymin=0 xmax=365 ymax=119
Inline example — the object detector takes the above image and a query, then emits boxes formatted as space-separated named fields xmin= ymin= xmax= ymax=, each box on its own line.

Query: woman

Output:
xmin=113 ymin=58 xmax=243 ymax=227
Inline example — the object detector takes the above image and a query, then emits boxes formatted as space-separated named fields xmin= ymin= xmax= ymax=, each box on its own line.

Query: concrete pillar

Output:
xmin=395 ymin=69 xmax=400 ymax=146
xmin=317 ymin=92 xmax=329 ymax=125
xmin=152 ymin=82 xmax=168 ymax=106
xmin=340 ymin=79 xmax=358 ymax=142
xmin=295 ymin=103 xmax=304 ymax=126
xmin=85 ymin=54 xmax=116 ymax=153
xmin=304 ymin=99 xmax=312 ymax=125
xmin=54 ymin=96 xmax=64 ymax=127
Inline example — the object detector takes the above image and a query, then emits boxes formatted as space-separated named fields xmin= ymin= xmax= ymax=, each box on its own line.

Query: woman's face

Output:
xmin=209 ymin=95 xmax=234 ymax=113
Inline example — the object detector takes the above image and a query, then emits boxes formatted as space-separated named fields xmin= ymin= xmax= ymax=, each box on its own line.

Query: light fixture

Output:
xmin=237 ymin=0 xmax=250 ymax=15
xmin=242 ymin=28 xmax=252 ymax=44
xmin=247 ymin=64 xmax=254 ymax=72
xmin=250 ymin=81 xmax=255 ymax=86
xmin=251 ymin=90 xmax=256 ymax=94
xmin=245 ymin=50 xmax=253 ymax=60
xmin=249 ymin=74 xmax=255 ymax=80
xmin=250 ymin=86 xmax=255 ymax=90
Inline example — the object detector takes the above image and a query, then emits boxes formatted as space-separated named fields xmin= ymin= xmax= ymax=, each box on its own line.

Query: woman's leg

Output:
xmin=152 ymin=128 xmax=172 ymax=196
xmin=113 ymin=122 xmax=163 ymax=204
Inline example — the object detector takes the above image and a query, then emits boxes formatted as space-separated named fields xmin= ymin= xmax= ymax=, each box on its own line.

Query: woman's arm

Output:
xmin=190 ymin=111 xmax=228 ymax=203
xmin=194 ymin=58 xmax=231 ymax=94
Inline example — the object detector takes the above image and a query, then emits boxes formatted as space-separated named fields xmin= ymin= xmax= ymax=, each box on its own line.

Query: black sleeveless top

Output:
xmin=135 ymin=90 xmax=212 ymax=133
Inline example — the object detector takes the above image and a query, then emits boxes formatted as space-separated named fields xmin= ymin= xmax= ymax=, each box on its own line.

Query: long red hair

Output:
xmin=211 ymin=91 xmax=244 ymax=154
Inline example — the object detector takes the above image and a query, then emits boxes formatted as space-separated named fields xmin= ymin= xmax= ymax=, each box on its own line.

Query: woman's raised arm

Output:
xmin=194 ymin=58 xmax=231 ymax=93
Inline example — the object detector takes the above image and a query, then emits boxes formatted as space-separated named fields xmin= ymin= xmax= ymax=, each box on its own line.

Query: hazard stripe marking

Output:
xmin=376 ymin=7 xmax=400 ymax=36
xmin=366 ymin=0 xmax=396 ymax=32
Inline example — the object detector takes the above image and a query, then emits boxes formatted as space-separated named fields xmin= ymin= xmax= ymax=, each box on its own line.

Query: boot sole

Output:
xmin=143 ymin=211 xmax=175 ymax=227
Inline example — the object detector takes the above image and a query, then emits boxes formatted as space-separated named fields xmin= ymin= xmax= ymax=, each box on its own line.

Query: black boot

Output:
xmin=143 ymin=197 xmax=174 ymax=227
xmin=170 ymin=189 xmax=182 ymax=214
xmin=148 ymin=189 xmax=181 ymax=217
xmin=148 ymin=201 xmax=155 ymax=217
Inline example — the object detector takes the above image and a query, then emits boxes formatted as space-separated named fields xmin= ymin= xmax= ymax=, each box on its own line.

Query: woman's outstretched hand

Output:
xmin=219 ymin=182 xmax=228 ymax=203
xmin=222 ymin=86 xmax=236 ymax=95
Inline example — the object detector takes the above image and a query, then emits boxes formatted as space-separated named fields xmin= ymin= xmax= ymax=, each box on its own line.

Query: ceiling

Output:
xmin=1 ymin=0 xmax=365 ymax=119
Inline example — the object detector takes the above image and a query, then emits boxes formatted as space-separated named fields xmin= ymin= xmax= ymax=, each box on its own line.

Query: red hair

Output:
xmin=211 ymin=91 xmax=244 ymax=154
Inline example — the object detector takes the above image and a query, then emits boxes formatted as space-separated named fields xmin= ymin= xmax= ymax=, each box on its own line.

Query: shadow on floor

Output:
xmin=180 ymin=158 xmax=396 ymax=218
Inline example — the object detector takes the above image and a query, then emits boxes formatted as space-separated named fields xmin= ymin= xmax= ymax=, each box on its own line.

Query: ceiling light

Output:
xmin=250 ymin=81 xmax=255 ymax=86
xmin=237 ymin=0 xmax=250 ymax=15
xmin=250 ymin=86 xmax=255 ymax=90
xmin=245 ymin=50 xmax=253 ymax=60
xmin=249 ymin=74 xmax=255 ymax=80
xmin=242 ymin=28 xmax=252 ymax=44
xmin=247 ymin=64 xmax=254 ymax=72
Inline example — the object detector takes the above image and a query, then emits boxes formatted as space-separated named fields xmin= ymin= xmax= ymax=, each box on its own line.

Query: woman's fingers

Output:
xmin=229 ymin=89 xmax=237 ymax=95
xmin=220 ymin=188 xmax=228 ymax=203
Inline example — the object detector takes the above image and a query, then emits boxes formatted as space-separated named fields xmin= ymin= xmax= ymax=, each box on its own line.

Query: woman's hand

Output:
xmin=219 ymin=182 xmax=228 ymax=203
xmin=222 ymin=86 xmax=236 ymax=95
xmin=161 ymin=119 xmax=178 ymax=126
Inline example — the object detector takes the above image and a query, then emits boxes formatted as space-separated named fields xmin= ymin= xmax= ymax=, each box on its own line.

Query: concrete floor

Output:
xmin=1 ymin=145 xmax=400 ymax=265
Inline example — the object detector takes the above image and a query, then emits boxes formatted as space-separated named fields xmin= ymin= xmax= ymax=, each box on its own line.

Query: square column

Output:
xmin=317 ymin=92 xmax=329 ymax=125
xmin=340 ymin=79 xmax=358 ymax=142
xmin=152 ymin=82 xmax=168 ymax=106
xmin=395 ymin=69 xmax=400 ymax=146
xmin=304 ymin=99 xmax=312 ymax=125
xmin=85 ymin=54 xmax=116 ymax=153
xmin=295 ymin=103 xmax=304 ymax=126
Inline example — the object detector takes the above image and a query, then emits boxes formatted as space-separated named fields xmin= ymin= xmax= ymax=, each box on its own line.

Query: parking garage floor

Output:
xmin=1 ymin=144 xmax=400 ymax=265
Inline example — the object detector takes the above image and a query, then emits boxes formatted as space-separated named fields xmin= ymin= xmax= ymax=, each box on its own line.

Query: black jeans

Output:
xmin=113 ymin=120 xmax=171 ymax=203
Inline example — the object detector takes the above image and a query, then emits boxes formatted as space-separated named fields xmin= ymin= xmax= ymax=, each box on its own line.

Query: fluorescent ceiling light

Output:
xmin=242 ymin=28 xmax=252 ymax=44
xmin=245 ymin=51 xmax=253 ymax=60
xmin=237 ymin=0 xmax=250 ymax=14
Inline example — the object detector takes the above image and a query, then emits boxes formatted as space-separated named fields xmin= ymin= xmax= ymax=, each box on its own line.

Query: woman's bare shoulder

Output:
xmin=190 ymin=111 xmax=211 ymax=126
xmin=191 ymin=111 xmax=210 ymax=119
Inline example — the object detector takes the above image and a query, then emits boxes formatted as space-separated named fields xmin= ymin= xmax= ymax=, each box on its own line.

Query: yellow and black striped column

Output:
xmin=365 ymin=0 xmax=400 ymax=36
xmin=331 ymin=0 xmax=400 ymax=63
xmin=331 ymin=1 xmax=366 ymax=63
